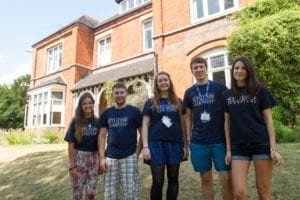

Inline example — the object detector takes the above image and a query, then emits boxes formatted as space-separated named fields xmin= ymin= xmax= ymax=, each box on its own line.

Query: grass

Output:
xmin=0 ymin=143 xmax=299 ymax=199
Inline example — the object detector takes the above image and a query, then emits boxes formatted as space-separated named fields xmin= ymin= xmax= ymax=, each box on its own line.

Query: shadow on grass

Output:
xmin=0 ymin=143 xmax=299 ymax=199
xmin=0 ymin=150 xmax=71 ymax=200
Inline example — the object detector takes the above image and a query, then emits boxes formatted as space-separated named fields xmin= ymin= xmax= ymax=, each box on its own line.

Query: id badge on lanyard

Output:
xmin=161 ymin=100 xmax=173 ymax=128
xmin=196 ymin=81 xmax=211 ymax=123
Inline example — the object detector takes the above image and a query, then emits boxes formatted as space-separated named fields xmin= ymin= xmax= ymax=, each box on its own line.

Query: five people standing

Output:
xmin=65 ymin=57 xmax=283 ymax=199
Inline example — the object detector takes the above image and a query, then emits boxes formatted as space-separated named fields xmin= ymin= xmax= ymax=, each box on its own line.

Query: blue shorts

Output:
xmin=190 ymin=143 xmax=230 ymax=172
xmin=145 ymin=140 xmax=184 ymax=165
xmin=231 ymin=142 xmax=271 ymax=161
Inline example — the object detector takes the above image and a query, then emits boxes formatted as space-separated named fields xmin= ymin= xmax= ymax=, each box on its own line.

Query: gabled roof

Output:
xmin=32 ymin=15 xmax=99 ymax=47
xmin=29 ymin=76 xmax=66 ymax=91
xmin=72 ymin=56 xmax=154 ymax=91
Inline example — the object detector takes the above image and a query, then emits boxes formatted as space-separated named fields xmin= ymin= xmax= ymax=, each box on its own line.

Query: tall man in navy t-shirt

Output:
xmin=98 ymin=82 xmax=142 ymax=200
xmin=183 ymin=57 xmax=233 ymax=200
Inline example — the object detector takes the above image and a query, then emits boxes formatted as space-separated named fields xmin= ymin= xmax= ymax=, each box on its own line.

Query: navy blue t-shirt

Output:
xmin=142 ymin=98 xmax=185 ymax=143
xmin=183 ymin=81 xmax=227 ymax=144
xmin=99 ymin=105 xmax=142 ymax=159
xmin=64 ymin=118 xmax=100 ymax=152
xmin=223 ymin=87 xmax=276 ymax=145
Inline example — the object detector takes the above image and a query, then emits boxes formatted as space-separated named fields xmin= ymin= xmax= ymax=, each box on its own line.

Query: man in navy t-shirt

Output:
xmin=98 ymin=82 xmax=142 ymax=200
xmin=183 ymin=57 xmax=233 ymax=200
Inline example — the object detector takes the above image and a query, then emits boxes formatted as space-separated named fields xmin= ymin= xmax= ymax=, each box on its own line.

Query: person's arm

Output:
xmin=185 ymin=108 xmax=192 ymax=144
xmin=142 ymin=115 xmax=151 ymax=160
xmin=98 ymin=127 xmax=108 ymax=172
xmin=68 ymin=142 xmax=79 ymax=178
xmin=181 ymin=113 xmax=189 ymax=160
xmin=224 ymin=112 xmax=231 ymax=165
xmin=262 ymin=108 xmax=284 ymax=166
xmin=136 ymin=128 xmax=143 ymax=157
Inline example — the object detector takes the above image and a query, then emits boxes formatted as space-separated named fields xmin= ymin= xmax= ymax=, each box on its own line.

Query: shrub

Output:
xmin=41 ymin=130 xmax=64 ymax=144
xmin=4 ymin=130 xmax=35 ymax=145
xmin=275 ymin=120 xmax=300 ymax=143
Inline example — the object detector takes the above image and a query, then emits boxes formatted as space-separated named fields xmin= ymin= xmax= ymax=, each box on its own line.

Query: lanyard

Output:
xmin=195 ymin=80 xmax=210 ymax=110
xmin=160 ymin=99 xmax=170 ymax=114
xmin=195 ymin=81 xmax=210 ymax=101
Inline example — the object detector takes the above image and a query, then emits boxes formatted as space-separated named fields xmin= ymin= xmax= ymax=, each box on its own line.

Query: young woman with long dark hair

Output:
xmin=64 ymin=92 xmax=100 ymax=200
xmin=223 ymin=57 xmax=284 ymax=200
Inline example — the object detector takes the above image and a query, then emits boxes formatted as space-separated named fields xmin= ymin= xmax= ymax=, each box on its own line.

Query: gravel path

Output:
xmin=0 ymin=144 xmax=66 ymax=164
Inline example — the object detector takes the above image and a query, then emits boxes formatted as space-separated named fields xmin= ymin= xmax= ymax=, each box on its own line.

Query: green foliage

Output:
xmin=0 ymin=74 xmax=31 ymax=129
xmin=102 ymin=79 xmax=117 ymax=107
xmin=41 ymin=130 xmax=64 ymax=144
xmin=4 ymin=130 xmax=35 ymax=145
xmin=2 ymin=129 xmax=64 ymax=145
xmin=227 ymin=0 xmax=300 ymax=125
xmin=274 ymin=120 xmax=300 ymax=143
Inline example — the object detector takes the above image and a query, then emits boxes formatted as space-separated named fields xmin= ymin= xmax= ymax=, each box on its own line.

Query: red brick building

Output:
xmin=25 ymin=0 xmax=251 ymax=130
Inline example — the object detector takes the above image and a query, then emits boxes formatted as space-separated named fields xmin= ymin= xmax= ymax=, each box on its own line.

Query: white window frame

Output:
xmin=97 ymin=36 xmax=112 ymax=66
xmin=27 ymin=86 xmax=65 ymax=128
xmin=46 ymin=43 xmax=62 ymax=74
xmin=119 ymin=0 xmax=151 ymax=14
xmin=190 ymin=0 xmax=239 ymax=23
xmin=201 ymin=48 xmax=232 ymax=88
xmin=143 ymin=19 xmax=153 ymax=52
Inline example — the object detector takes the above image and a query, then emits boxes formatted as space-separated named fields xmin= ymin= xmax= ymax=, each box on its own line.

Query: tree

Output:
xmin=0 ymin=74 xmax=31 ymax=129
xmin=227 ymin=0 xmax=300 ymax=125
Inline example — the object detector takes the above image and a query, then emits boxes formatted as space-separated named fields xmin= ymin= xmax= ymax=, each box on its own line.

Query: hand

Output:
xmin=98 ymin=167 xmax=104 ymax=175
xmin=69 ymin=168 xmax=79 ymax=178
xmin=143 ymin=147 xmax=151 ymax=160
xmin=271 ymin=150 xmax=284 ymax=166
xmin=182 ymin=145 xmax=189 ymax=161
xmin=225 ymin=151 xmax=231 ymax=165
xmin=100 ymin=159 xmax=108 ymax=172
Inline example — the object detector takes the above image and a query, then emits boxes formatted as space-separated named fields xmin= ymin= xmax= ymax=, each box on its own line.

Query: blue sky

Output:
xmin=0 ymin=0 xmax=118 ymax=84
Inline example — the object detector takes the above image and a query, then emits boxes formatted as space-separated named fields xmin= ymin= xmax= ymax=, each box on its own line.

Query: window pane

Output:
xmin=52 ymin=92 xmax=63 ymax=99
xmin=211 ymin=55 xmax=225 ymax=68
xmin=195 ymin=0 xmax=204 ymax=19
xmin=212 ymin=71 xmax=226 ymax=84
xmin=208 ymin=0 xmax=220 ymax=15
xmin=145 ymin=30 xmax=152 ymax=49
xmin=144 ymin=20 xmax=152 ymax=50
xmin=128 ymin=0 xmax=134 ymax=9
xmin=144 ymin=20 xmax=152 ymax=29
xmin=227 ymin=53 xmax=234 ymax=65
xmin=43 ymin=114 xmax=47 ymax=124
xmin=121 ymin=1 xmax=127 ymax=12
xmin=136 ymin=0 xmax=142 ymax=5
xmin=224 ymin=0 xmax=234 ymax=9
xmin=52 ymin=112 xmax=61 ymax=124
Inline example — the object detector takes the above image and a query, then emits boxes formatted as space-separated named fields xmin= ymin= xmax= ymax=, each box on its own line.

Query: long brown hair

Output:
xmin=152 ymin=71 xmax=182 ymax=112
xmin=231 ymin=56 xmax=263 ymax=98
xmin=75 ymin=92 xmax=96 ymax=143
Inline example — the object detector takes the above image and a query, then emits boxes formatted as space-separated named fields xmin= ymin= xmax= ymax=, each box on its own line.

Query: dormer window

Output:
xmin=191 ymin=0 xmax=238 ymax=22
xmin=119 ymin=0 xmax=150 ymax=14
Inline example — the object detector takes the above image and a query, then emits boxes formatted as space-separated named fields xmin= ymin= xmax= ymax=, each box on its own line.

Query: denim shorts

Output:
xmin=145 ymin=140 xmax=184 ymax=165
xmin=231 ymin=142 xmax=271 ymax=161
xmin=190 ymin=143 xmax=230 ymax=172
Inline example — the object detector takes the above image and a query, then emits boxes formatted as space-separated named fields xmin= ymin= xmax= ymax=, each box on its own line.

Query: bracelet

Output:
xmin=68 ymin=165 xmax=77 ymax=171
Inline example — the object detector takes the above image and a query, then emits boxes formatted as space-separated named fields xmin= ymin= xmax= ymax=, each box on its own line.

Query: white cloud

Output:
xmin=0 ymin=64 xmax=31 ymax=85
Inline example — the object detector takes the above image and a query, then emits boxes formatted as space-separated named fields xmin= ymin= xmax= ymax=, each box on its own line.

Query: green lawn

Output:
xmin=0 ymin=143 xmax=299 ymax=199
